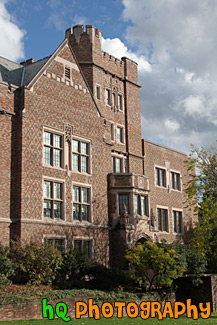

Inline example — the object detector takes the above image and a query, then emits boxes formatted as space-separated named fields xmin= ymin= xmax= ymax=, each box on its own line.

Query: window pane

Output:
xmin=44 ymin=132 xmax=51 ymax=145
xmin=83 ymin=241 xmax=90 ymax=257
xmin=81 ymin=188 xmax=88 ymax=203
xmin=54 ymin=201 xmax=61 ymax=218
xmin=177 ymin=212 xmax=182 ymax=233
xmin=118 ymin=95 xmax=122 ymax=110
xmin=54 ymin=183 xmax=61 ymax=199
xmin=160 ymin=169 xmax=164 ymax=187
xmin=81 ymin=142 xmax=87 ymax=155
xmin=73 ymin=186 xmax=80 ymax=202
xmin=72 ymin=140 xmax=79 ymax=152
xmin=156 ymin=168 xmax=159 ymax=186
xmin=162 ymin=210 xmax=167 ymax=231
xmin=157 ymin=209 xmax=161 ymax=231
xmin=134 ymin=194 xmax=139 ymax=214
xmin=116 ymin=158 xmax=121 ymax=173
xmin=53 ymin=134 xmax=61 ymax=148
xmin=43 ymin=147 xmax=51 ymax=165
xmin=106 ymin=89 xmax=110 ymax=104
xmin=72 ymin=154 xmax=79 ymax=171
xmin=174 ymin=174 xmax=179 ymax=190
xmin=173 ymin=211 xmax=176 ymax=232
xmin=119 ymin=194 xmax=129 ymax=214
xmin=73 ymin=204 xmax=80 ymax=220
xmin=82 ymin=205 xmax=88 ymax=221
xmin=74 ymin=240 xmax=81 ymax=251
xmin=81 ymin=156 xmax=87 ymax=173
xmin=44 ymin=200 xmax=51 ymax=218
xmin=117 ymin=127 xmax=121 ymax=142
xmin=53 ymin=149 xmax=61 ymax=167
xmin=112 ymin=157 xmax=115 ymax=172
xmin=43 ymin=181 xmax=51 ymax=198
xmin=141 ymin=196 xmax=146 ymax=216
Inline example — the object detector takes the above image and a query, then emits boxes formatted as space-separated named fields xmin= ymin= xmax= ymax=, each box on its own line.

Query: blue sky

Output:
xmin=1 ymin=0 xmax=217 ymax=153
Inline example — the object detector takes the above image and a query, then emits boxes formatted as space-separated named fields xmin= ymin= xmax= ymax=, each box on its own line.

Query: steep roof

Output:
xmin=0 ymin=56 xmax=50 ymax=87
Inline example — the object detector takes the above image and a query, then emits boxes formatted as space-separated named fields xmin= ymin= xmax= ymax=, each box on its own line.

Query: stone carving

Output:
xmin=65 ymin=125 xmax=72 ymax=143
xmin=120 ymin=204 xmax=129 ymax=226
xmin=138 ymin=176 xmax=144 ymax=189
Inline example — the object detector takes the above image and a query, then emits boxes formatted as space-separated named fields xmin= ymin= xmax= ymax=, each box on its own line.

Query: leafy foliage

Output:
xmin=0 ymin=244 xmax=15 ymax=288
xmin=125 ymin=241 xmax=186 ymax=290
xmin=57 ymin=249 xmax=130 ymax=290
xmin=158 ymin=243 xmax=206 ymax=285
xmin=9 ymin=243 xmax=63 ymax=285
xmin=185 ymin=144 xmax=217 ymax=272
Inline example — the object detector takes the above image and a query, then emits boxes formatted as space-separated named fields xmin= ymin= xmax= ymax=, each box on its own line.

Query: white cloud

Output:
xmin=0 ymin=0 xmax=25 ymax=61
xmin=73 ymin=15 xmax=87 ymax=26
xmin=121 ymin=0 xmax=217 ymax=152
xmin=102 ymin=37 xmax=151 ymax=72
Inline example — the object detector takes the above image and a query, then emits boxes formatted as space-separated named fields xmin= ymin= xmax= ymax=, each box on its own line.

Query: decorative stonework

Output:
xmin=65 ymin=124 xmax=72 ymax=143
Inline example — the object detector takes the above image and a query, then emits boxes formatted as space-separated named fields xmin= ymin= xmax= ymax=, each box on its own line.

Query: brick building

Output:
xmin=0 ymin=25 xmax=197 ymax=268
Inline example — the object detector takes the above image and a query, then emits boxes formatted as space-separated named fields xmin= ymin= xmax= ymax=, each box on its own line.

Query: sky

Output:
xmin=0 ymin=0 xmax=217 ymax=154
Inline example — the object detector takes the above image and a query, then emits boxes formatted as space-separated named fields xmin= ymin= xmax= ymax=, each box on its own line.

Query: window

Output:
xmin=173 ymin=211 xmax=182 ymax=233
xmin=117 ymin=94 xmax=123 ymax=110
xmin=43 ymin=181 xmax=63 ymax=219
xmin=112 ymin=93 xmax=116 ymax=107
xmin=117 ymin=126 xmax=124 ymax=144
xmin=112 ymin=156 xmax=123 ymax=173
xmin=157 ymin=208 xmax=168 ymax=232
xmin=44 ymin=238 xmax=65 ymax=251
xmin=96 ymin=85 xmax=101 ymax=99
xmin=111 ymin=123 xmax=115 ymax=141
xmin=73 ymin=186 xmax=90 ymax=222
xmin=155 ymin=167 xmax=166 ymax=187
xmin=119 ymin=194 xmax=129 ymax=214
xmin=43 ymin=131 xmax=63 ymax=168
xmin=74 ymin=239 xmax=92 ymax=257
xmin=72 ymin=139 xmax=90 ymax=173
xmin=134 ymin=195 xmax=148 ymax=216
xmin=106 ymin=89 xmax=111 ymax=105
xmin=171 ymin=172 xmax=181 ymax=190
xmin=65 ymin=67 xmax=70 ymax=79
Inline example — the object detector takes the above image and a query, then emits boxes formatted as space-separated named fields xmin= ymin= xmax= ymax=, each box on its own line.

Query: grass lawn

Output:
xmin=0 ymin=314 xmax=216 ymax=324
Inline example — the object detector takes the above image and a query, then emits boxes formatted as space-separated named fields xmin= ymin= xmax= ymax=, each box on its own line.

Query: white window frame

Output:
xmin=117 ymin=94 xmax=123 ymax=111
xmin=170 ymin=170 xmax=182 ymax=192
xmin=72 ymin=182 xmax=92 ymax=223
xmin=73 ymin=236 xmax=94 ymax=258
xmin=43 ymin=235 xmax=67 ymax=252
xmin=42 ymin=176 xmax=65 ymax=221
xmin=172 ymin=208 xmax=183 ymax=234
xmin=72 ymin=136 xmax=91 ymax=174
xmin=156 ymin=206 xmax=169 ymax=232
xmin=43 ymin=127 xmax=64 ymax=169
xmin=116 ymin=124 xmax=125 ymax=144
xmin=105 ymin=88 xmax=111 ymax=106
xmin=155 ymin=165 xmax=167 ymax=188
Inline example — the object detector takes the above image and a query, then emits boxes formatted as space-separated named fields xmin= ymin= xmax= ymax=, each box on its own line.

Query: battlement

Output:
xmin=65 ymin=25 xmax=138 ymax=82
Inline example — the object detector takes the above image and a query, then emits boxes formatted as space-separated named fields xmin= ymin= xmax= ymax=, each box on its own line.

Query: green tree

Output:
xmin=125 ymin=241 xmax=186 ymax=290
xmin=185 ymin=144 xmax=217 ymax=272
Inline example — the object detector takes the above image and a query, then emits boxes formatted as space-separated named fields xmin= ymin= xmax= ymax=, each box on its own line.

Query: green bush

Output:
xmin=57 ymin=249 xmax=130 ymax=290
xmin=125 ymin=241 xmax=186 ymax=290
xmin=158 ymin=243 xmax=207 ymax=285
xmin=10 ymin=242 xmax=63 ymax=285
xmin=0 ymin=244 xmax=15 ymax=288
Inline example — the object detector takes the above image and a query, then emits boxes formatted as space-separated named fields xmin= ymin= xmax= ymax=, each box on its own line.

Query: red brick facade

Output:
xmin=0 ymin=25 xmax=197 ymax=268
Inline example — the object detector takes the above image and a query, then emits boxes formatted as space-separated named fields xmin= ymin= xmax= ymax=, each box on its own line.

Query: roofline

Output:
xmin=142 ymin=139 xmax=187 ymax=156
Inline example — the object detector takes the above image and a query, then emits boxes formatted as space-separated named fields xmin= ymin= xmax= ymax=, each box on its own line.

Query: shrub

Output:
xmin=10 ymin=242 xmax=63 ymax=285
xmin=57 ymin=249 xmax=130 ymax=290
xmin=158 ymin=243 xmax=207 ymax=285
xmin=0 ymin=244 xmax=15 ymax=288
xmin=125 ymin=241 xmax=186 ymax=290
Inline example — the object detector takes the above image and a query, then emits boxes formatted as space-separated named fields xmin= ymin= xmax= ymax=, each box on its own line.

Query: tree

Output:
xmin=125 ymin=241 xmax=186 ymax=290
xmin=185 ymin=144 xmax=217 ymax=272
